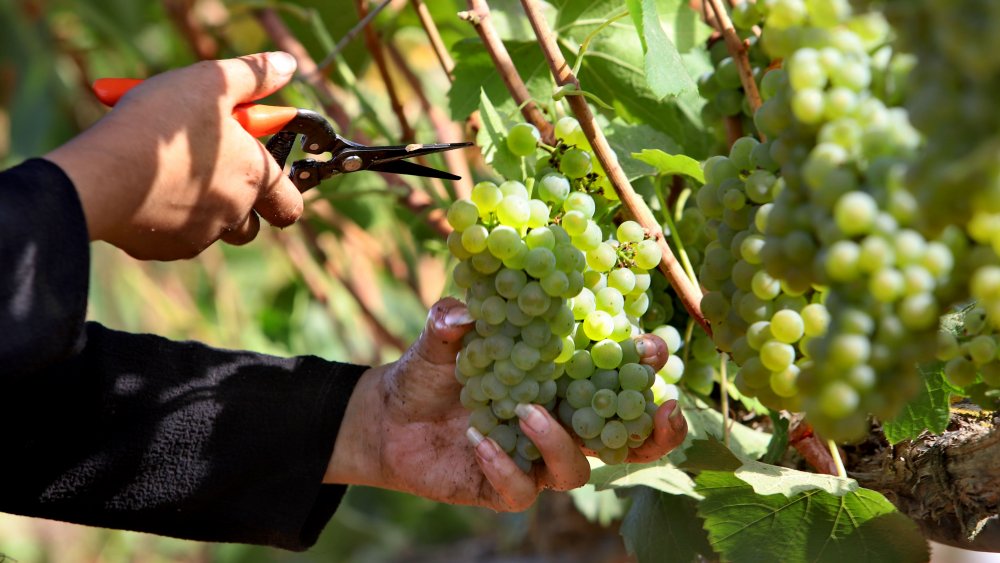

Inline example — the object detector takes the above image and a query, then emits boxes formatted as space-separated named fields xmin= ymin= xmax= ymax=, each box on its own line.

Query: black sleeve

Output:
xmin=0 ymin=159 xmax=367 ymax=551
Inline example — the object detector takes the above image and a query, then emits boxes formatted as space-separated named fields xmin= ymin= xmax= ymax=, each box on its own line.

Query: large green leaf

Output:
xmin=448 ymin=38 xmax=553 ymax=120
xmin=883 ymin=362 xmax=955 ymax=444
xmin=589 ymin=457 xmax=700 ymax=498
xmin=628 ymin=0 xmax=696 ymax=99
xmin=569 ymin=484 xmax=627 ymax=526
xmin=620 ymin=488 xmax=715 ymax=563
xmin=475 ymin=89 xmax=523 ymax=180
xmin=632 ymin=149 xmax=705 ymax=183
xmin=696 ymin=472 xmax=930 ymax=563
xmin=667 ymin=395 xmax=771 ymax=467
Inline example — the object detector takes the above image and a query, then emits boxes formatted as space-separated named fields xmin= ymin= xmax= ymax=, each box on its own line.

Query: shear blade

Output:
xmin=368 ymin=159 xmax=462 ymax=180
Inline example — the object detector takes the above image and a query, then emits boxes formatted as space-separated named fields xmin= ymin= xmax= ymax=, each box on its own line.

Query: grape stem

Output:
xmin=520 ymin=0 xmax=711 ymax=336
xmin=720 ymin=353 xmax=731 ymax=447
xmin=655 ymin=180 xmax=700 ymax=286
xmin=828 ymin=439 xmax=848 ymax=478
xmin=704 ymin=0 xmax=764 ymax=117
xmin=257 ymin=9 xmax=454 ymax=237
xmin=460 ymin=0 xmax=556 ymax=145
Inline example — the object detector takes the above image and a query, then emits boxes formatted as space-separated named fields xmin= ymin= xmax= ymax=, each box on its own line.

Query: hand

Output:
xmin=46 ymin=52 xmax=304 ymax=260
xmin=325 ymin=298 xmax=688 ymax=511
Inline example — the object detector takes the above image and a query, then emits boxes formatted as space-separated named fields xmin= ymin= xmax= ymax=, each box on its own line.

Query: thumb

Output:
xmin=413 ymin=298 xmax=476 ymax=366
xmin=213 ymin=52 xmax=297 ymax=105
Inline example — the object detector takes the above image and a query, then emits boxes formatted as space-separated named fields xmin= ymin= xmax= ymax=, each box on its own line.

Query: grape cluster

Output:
xmin=745 ymin=0 xmax=960 ymax=440
xmin=450 ymin=118 xmax=671 ymax=469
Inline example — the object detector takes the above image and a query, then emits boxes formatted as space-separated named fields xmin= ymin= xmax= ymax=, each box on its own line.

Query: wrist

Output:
xmin=46 ymin=137 xmax=118 ymax=241
xmin=323 ymin=365 xmax=387 ymax=486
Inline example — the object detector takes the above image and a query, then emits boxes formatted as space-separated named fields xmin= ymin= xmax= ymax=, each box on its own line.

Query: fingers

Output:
xmin=467 ymin=430 xmax=539 ymax=512
xmin=515 ymin=404 xmax=590 ymax=491
xmin=251 ymin=140 xmax=304 ymax=228
xmin=212 ymin=52 xmax=297 ymax=105
xmin=627 ymin=399 xmax=688 ymax=463
xmin=413 ymin=298 xmax=476 ymax=366
xmin=635 ymin=333 xmax=669 ymax=372
xmin=220 ymin=211 xmax=261 ymax=246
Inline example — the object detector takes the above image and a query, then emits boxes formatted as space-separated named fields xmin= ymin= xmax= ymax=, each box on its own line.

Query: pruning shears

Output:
xmin=92 ymin=78 xmax=472 ymax=192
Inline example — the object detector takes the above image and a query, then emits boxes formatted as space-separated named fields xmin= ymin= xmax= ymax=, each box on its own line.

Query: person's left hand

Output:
xmin=324 ymin=298 xmax=688 ymax=511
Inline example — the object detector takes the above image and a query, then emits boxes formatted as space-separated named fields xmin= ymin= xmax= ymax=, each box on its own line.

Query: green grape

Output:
xmin=616 ymin=389 xmax=646 ymax=420
xmin=729 ymin=136 xmax=760 ymax=171
xmin=574 ymin=222 xmax=604 ymax=251
xmin=528 ymin=199 xmax=550 ymax=228
xmin=607 ymin=268 xmax=637 ymax=294
xmin=495 ymin=268 xmax=528 ymax=299
xmin=499 ymin=180 xmax=529 ymax=199
xmin=511 ymin=341 xmax=541 ymax=371
xmin=583 ymin=310 xmax=615 ymax=341
xmin=571 ymin=288 xmax=597 ymax=320
xmin=491 ymin=398 xmax=517 ymax=420
xmin=486 ymin=226 xmax=523 ymax=260
xmin=516 ymin=435 xmax=541 ymax=461
xmin=469 ymin=406 xmax=499 ymax=434
xmin=591 ymin=388 xmax=618 ymax=418
xmin=634 ymin=240 xmax=661 ymax=270
xmin=572 ymin=407 xmax=606 ymax=439
xmin=494 ymin=359 xmax=526 ymax=386
xmin=566 ymin=350 xmax=596 ymax=379
xmin=540 ymin=270 xmax=570 ymax=297
xmin=834 ymin=191 xmax=878 ymax=236
xmin=507 ymin=123 xmax=541 ymax=156
xmin=617 ymin=221 xmax=645 ymax=244
xmin=555 ymin=116 xmax=585 ymax=146
xmin=770 ymin=309 xmax=805 ymax=343
xmin=598 ymin=446 xmax=629 ymax=465
xmin=447 ymin=199 xmax=479 ymax=231
xmin=539 ymin=174 xmax=571 ymax=204
xmin=801 ymin=303 xmax=830 ymax=337
xmin=591 ymin=339 xmax=623 ymax=369
xmin=566 ymin=379 xmax=597 ymax=409
xmin=624 ymin=412 xmax=654 ymax=442
xmin=525 ymin=226 xmax=555 ymax=250
xmin=562 ymin=148 xmax=593 ymax=178
xmin=524 ymin=247 xmax=556 ymax=279
xmin=618 ymin=363 xmax=648 ymax=391
xmin=488 ymin=424 xmax=518 ymax=453
xmin=561 ymin=210 xmax=588 ymax=236
xmin=517 ymin=282 xmax=551 ymax=316
xmin=471 ymin=182 xmax=503 ymax=214
xmin=564 ymin=191 xmax=597 ymax=218
xmin=496 ymin=196 xmax=531 ymax=227
xmin=601 ymin=420 xmax=629 ymax=449
xmin=818 ymin=381 xmax=859 ymax=419
xmin=760 ymin=340 xmax=795 ymax=372
xmin=595 ymin=287 xmax=625 ymax=315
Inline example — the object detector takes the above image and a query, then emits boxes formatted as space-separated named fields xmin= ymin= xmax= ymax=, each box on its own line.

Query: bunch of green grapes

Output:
xmin=693 ymin=138 xmax=827 ymax=413
xmin=748 ymin=0 xmax=956 ymax=439
xmin=448 ymin=179 xmax=584 ymax=472
xmin=936 ymin=306 xmax=1000 ymax=407
xmin=449 ymin=119 xmax=672 ymax=468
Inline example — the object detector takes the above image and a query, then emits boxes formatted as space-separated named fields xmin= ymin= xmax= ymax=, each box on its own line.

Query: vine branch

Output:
xmin=354 ymin=0 xmax=416 ymax=142
xmin=460 ymin=0 xmax=555 ymax=146
xmin=519 ymin=0 xmax=710 ymax=335
xmin=410 ymin=0 xmax=455 ymax=80
xmin=705 ymin=0 xmax=762 ymax=115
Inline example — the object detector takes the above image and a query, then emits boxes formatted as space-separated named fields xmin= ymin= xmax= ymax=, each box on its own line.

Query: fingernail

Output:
xmin=267 ymin=51 xmax=297 ymax=75
xmin=467 ymin=427 xmax=498 ymax=462
xmin=445 ymin=306 xmax=475 ymax=327
xmin=515 ymin=403 xmax=548 ymax=434
xmin=667 ymin=400 xmax=684 ymax=424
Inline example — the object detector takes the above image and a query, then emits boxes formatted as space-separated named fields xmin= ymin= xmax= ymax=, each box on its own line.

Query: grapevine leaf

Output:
xmin=734 ymin=459 xmax=859 ymax=497
xmin=631 ymin=0 xmax=697 ymax=98
xmin=485 ymin=0 xmax=557 ymax=42
xmin=569 ymin=484 xmax=627 ymax=526
xmin=603 ymin=120 xmax=681 ymax=180
xmin=677 ymin=435 xmax=743 ymax=471
xmin=696 ymin=472 xmax=930 ymax=563
xmin=449 ymin=38 xmax=552 ymax=121
xmin=621 ymin=487 xmax=715 ymax=563
xmin=632 ymin=149 xmax=705 ymax=183
xmin=589 ymin=456 xmax=701 ymax=498
xmin=475 ymin=89 xmax=523 ymax=180
xmin=883 ymin=362 xmax=954 ymax=444
xmin=762 ymin=410 xmax=790 ymax=464
xmin=667 ymin=395 xmax=771 ymax=467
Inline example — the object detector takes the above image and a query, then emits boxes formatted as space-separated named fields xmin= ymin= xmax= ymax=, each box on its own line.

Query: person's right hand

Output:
xmin=46 ymin=52 xmax=304 ymax=261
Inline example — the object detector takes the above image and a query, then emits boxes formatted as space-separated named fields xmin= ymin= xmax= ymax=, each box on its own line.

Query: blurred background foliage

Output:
xmin=0 ymin=0 xmax=625 ymax=561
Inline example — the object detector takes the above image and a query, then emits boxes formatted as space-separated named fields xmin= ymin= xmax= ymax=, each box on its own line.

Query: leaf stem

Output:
xmin=828 ymin=439 xmax=847 ymax=478
xmin=520 ymin=0 xmax=710 ymax=336
xmin=721 ymin=353 xmax=731 ymax=447
xmin=655 ymin=180 xmax=699 ymax=286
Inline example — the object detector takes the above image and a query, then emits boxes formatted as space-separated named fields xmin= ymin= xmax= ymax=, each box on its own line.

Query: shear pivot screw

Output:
xmin=343 ymin=155 xmax=363 ymax=172
xmin=299 ymin=171 xmax=311 ymax=180
xmin=308 ymin=143 xmax=320 ymax=151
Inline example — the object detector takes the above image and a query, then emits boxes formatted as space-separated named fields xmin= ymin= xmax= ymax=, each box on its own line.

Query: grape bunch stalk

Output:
xmin=448 ymin=118 xmax=674 ymax=470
